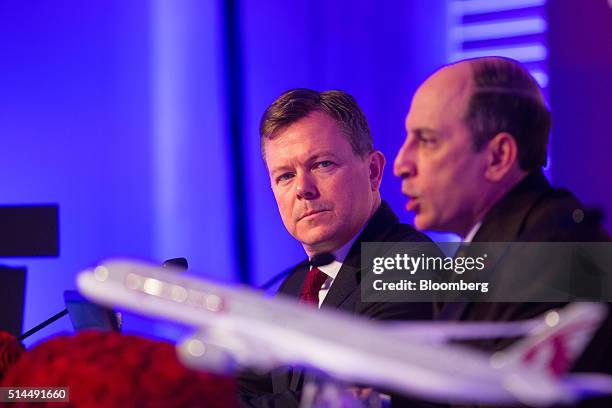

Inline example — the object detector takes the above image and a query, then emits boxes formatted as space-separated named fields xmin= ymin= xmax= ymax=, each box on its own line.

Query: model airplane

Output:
xmin=77 ymin=259 xmax=612 ymax=406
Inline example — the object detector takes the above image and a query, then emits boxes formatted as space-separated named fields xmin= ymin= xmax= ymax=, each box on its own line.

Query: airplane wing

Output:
xmin=382 ymin=303 xmax=606 ymax=343
xmin=382 ymin=320 xmax=541 ymax=343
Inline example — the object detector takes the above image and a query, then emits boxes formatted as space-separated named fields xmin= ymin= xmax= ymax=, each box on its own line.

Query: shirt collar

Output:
xmin=463 ymin=221 xmax=482 ymax=243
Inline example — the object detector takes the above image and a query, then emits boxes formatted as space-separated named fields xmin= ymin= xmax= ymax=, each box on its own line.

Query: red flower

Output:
xmin=1 ymin=330 xmax=238 ymax=408
xmin=0 ymin=331 xmax=26 ymax=381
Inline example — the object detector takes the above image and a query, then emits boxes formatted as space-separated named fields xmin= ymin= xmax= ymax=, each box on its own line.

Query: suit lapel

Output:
xmin=277 ymin=260 xmax=310 ymax=298
xmin=321 ymin=201 xmax=399 ymax=310
xmin=320 ymin=262 xmax=359 ymax=310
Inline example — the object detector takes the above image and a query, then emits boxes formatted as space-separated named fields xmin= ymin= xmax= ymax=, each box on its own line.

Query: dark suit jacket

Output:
xmin=439 ymin=171 xmax=612 ymax=408
xmin=238 ymin=201 xmax=437 ymax=408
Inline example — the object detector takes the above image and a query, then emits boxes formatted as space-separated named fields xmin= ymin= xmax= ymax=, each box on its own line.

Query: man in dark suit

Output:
xmin=394 ymin=57 xmax=612 ymax=406
xmin=238 ymin=89 xmax=436 ymax=407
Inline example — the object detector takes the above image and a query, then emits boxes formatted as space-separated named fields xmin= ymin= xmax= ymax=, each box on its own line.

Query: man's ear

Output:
xmin=368 ymin=150 xmax=386 ymax=191
xmin=484 ymin=132 xmax=519 ymax=182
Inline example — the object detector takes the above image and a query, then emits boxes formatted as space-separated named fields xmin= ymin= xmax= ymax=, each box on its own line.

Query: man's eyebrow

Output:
xmin=411 ymin=126 xmax=440 ymax=134
xmin=308 ymin=151 xmax=338 ymax=161
xmin=410 ymin=127 xmax=442 ymax=137
xmin=269 ymin=164 xmax=293 ymax=175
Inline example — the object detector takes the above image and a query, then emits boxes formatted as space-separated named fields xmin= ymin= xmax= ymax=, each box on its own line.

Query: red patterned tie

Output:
xmin=299 ymin=267 xmax=328 ymax=305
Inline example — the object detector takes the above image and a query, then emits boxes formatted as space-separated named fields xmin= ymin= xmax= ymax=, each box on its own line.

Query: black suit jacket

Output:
xmin=238 ymin=201 xmax=437 ymax=408
xmin=439 ymin=171 xmax=612 ymax=408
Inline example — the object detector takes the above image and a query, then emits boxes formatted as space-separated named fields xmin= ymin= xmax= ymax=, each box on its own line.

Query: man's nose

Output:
xmin=295 ymin=173 xmax=318 ymax=200
xmin=394 ymin=140 xmax=416 ymax=179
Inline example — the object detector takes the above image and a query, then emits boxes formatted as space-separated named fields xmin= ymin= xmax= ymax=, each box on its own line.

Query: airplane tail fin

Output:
xmin=501 ymin=303 xmax=606 ymax=378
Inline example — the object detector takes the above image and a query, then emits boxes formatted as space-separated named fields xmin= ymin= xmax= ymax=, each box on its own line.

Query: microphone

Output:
xmin=162 ymin=257 xmax=188 ymax=271
xmin=18 ymin=257 xmax=189 ymax=341
xmin=259 ymin=253 xmax=335 ymax=290
xmin=309 ymin=253 xmax=335 ymax=268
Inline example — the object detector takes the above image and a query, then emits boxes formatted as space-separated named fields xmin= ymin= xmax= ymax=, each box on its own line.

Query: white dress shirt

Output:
xmin=463 ymin=221 xmax=482 ymax=243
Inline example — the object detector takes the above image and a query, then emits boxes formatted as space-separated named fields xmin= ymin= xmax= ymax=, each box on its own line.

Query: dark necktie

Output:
xmin=299 ymin=267 xmax=328 ymax=305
